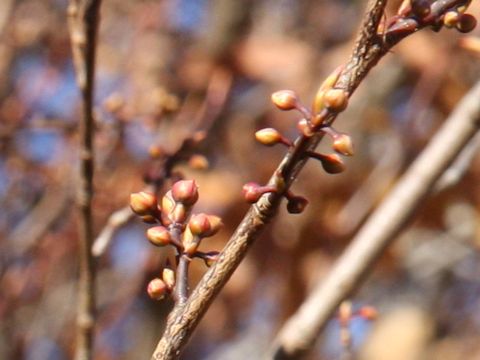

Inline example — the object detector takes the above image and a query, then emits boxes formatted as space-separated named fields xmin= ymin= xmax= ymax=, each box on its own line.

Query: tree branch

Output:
xmin=150 ymin=1 xmax=471 ymax=358
xmin=67 ymin=1 xmax=102 ymax=359
xmin=269 ymin=79 xmax=480 ymax=359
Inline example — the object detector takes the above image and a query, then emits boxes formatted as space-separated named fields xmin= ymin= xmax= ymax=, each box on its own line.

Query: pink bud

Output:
xmin=147 ymin=278 xmax=168 ymax=300
xmin=146 ymin=226 xmax=172 ymax=247
xmin=171 ymin=180 xmax=199 ymax=205
xmin=242 ymin=182 xmax=263 ymax=203
xmin=271 ymin=90 xmax=299 ymax=111
xmin=130 ymin=192 xmax=157 ymax=216
xmin=189 ymin=213 xmax=212 ymax=236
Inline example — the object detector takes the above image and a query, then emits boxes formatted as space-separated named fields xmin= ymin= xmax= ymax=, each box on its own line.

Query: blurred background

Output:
xmin=1 ymin=0 xmax=480 ymax=359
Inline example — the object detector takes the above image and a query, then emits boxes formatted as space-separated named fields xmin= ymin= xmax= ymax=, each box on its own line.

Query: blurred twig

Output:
xmin=67 ymin=1 xmax=103 ymax=360
xmin=269 ymin=79 xmax=480 ymax=359
xmin=151 ymin=1 xmax=471 ymax=359
xmin=434 ymin=131 xmax=480 ymax=192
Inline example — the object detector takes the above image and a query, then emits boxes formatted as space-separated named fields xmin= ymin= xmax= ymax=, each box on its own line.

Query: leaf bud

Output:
xmin=271 ymin=90 xmax=299 ymax=111
xmin=130 ymin=192 xmax=158 ymax=216
xmin=147 ymin=278 xmax=168 ymax=300
xmin=171 ymin=180 xmax=199 ymax=205
xmin=323 ymin=88 xmax=349 ymax=113
xmin=146 ymin=226 xmax=172 ymax=247
xmin=162 ymin=268 xmax=175 ymax=291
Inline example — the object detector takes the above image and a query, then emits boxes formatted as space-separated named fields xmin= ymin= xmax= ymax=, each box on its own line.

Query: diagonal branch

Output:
xmin=67 ymin=1 xmax=103 ymax=360
xmin=269 ymin=78 xmax=480 ymax=360
xmin=151 ymin=0 xmax=472 ymax=358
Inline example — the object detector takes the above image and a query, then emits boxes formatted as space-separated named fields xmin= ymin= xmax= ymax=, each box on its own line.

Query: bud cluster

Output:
xmin=147 ymin=267 xmax=176 ymax=300
xmin=247 ymin=67 xmax=356 ymax=214
xmin=130 ymin=180 xmax=223 ymax=301
xmin=388 ymin=0 xmax=476 ymax=40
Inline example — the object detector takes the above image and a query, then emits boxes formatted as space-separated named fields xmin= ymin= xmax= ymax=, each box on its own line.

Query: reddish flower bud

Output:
xmin=332 ymin=133 xmax=354 ymax=156
xmin=323 ymin=89 xmax=349 ymax=113
xmin=242 ymin=182 xmax=262 ymax=203
xmin=162 ymin=268 xmax=175 ymax=291
xmin=130 ymin=192 xmax=157 ymax=216
xmin=204 ymin=215 xmax=223 ymax=237
xmin=147 ymin=278 xmax=168 ymax=300
xmin=146 ymin=226 xmax=172 ymax=247
xmin=271 ymin=90 xmax=299 ymax=111
xmin=286 ymin=196 xmax=309 ymax=214
xmin=255 ymin=128 xmax=292 ymax=147
xmin=308 ymin=151 xmax=346 ymax=174
xmin=456 ymin=14 xmax=477 ymax=33
xmin=189 ymin=213 xmax=211 ymax=236
xmin=313 ymin=66 xmax=343 ymax=114
xmin=255 ymin=128 xmax=282 ymax=146
xmin=242 ymin=182 xmax=276 ymax=203
xmin=320 ymin=153 xmax=345 ymax=174
xmin=171 ymin=180 xmax=199 ymax=205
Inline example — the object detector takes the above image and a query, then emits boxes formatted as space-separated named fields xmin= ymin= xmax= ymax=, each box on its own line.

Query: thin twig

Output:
xmin=268 ymin=79 xmax=480 ymax=359
xmin=67 ymin=1 xmax=102 ymax=360
xmin=151 ymin=1 xmax=470 ymax=358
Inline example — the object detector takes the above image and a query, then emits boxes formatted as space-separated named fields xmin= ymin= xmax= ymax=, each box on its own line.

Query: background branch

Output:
xmin=67 ymin=1 xmax=102 ymax=359
xmin=269 ymin=79 xmax=480 ymax=359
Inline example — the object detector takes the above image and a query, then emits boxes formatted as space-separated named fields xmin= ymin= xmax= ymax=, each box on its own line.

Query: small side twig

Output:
xmin=268 ymin=79 xmax=480 ymax=359
xmin=67 ymin=1 xmax=103 ymax=360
